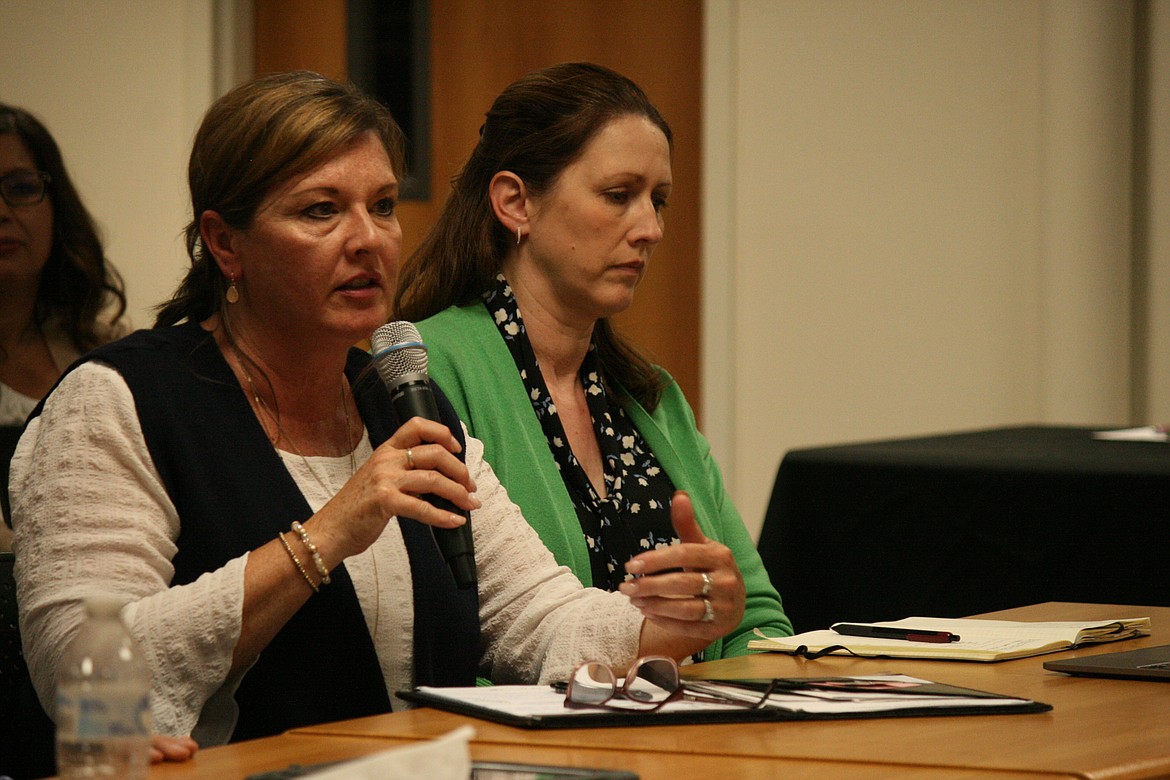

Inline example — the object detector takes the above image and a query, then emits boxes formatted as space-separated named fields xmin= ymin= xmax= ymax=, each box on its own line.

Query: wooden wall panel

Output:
xmin=253 ymin=0 xmax=347 ymax=79
xmin=253 ymin=0 xmax=702 ymax=416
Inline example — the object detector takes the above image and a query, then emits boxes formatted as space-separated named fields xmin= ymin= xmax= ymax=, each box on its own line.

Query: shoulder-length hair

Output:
xmin=0 ymin=104 xmax=126 ymax=352
xmin=393 ymin=62 xmax=672 ymax=411
xmin=154 ymin=70 xmax=405 ymax=327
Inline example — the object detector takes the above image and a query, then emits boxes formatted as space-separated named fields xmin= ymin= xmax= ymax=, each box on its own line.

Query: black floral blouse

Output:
xmin=484 ymin=274 xmax=678 ymax=591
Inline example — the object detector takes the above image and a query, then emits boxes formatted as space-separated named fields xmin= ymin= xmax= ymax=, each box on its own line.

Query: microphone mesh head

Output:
xmin=371 ymin=321 xmax=429 ymax=382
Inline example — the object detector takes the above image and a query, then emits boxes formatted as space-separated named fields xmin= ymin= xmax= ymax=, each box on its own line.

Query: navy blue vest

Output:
xmin=59 ymin=322 xmax=479 ymax=741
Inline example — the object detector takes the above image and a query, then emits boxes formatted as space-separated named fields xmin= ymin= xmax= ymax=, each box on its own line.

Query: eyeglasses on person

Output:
xmin=562 ymin=656 xmax=780 ymax=713
xmin=0 ymin=170 xmax=51 ymax=207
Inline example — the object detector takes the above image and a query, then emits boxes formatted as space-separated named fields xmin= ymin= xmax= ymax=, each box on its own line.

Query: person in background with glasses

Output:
xmin=1 ymin=105 xmax=197 ymax=774
xmin=395 ymin=63 xmax=793 ymax=661
xmin=0 ymin=104 xmax=130 ymax=551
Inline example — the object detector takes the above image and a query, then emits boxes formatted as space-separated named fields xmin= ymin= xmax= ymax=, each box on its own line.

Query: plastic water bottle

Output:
xmin=55 ymin=595 xmax=152 ymax=779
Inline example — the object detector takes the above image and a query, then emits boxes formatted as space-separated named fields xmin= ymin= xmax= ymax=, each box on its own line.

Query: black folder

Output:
xmin=399 ymin=675 xmax=1051 ymax=729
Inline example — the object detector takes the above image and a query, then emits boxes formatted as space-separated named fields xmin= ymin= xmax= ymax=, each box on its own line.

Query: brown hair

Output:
xmin=0 ymin=104 xmax=126 ymax=353
xmin=393 ymin=62 xmax=672 ymax=410
xmin=155 ymin=70 xmax=405 ymax=327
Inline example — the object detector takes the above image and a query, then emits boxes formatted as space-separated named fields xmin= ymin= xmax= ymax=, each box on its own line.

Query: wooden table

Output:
xmin=149 ymin=733 xmax=1052 ymax=780
xmin=150 ymin=602 xmax=1169 ymax=779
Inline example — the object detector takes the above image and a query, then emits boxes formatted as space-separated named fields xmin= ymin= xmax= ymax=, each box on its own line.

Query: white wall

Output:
xmin=1144 ymin=0 xmax=1170 ymax=424
xmin=0 ymin=0 xmax=218 ymax=329
xmin=705 ymin=0 xmax=1169 ymax=537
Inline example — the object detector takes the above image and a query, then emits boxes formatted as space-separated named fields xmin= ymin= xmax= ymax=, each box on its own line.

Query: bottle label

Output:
xmin=57 ymin=690 xmax=152 ymax=739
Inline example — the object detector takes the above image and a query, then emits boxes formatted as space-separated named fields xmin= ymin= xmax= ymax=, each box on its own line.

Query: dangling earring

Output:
xmin=516 ymin=226 xmax=523 ymax=246
xmin=225 ymin=273 xmax=240 ymax=304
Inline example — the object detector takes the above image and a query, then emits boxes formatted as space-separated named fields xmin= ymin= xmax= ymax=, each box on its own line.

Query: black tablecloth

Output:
xmin=757 ymin=425 xmax=1170 ymax=633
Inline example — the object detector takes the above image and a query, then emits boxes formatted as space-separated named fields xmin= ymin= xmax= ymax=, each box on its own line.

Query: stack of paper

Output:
xmin=403 ymin=674 xmax=1050 ymax=725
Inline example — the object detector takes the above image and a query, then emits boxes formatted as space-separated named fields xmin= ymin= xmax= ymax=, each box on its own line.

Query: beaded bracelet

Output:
xmin=278 ymin=532 xmax=318 ymax=593
xmin=291 ymin=520 xmax=331 ymax=585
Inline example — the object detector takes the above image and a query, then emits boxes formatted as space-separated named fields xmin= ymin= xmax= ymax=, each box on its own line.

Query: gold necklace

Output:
xmin=232 ymin=346 xmax=357 ymax=493
xmin=229 ymin=343 xmax=380 ymax=635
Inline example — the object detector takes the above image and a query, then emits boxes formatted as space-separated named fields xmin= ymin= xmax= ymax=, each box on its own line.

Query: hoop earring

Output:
xmin=516 ymin=226 xmax=523 ymax=246
xmin=225 ymin=273 xmax=240 ymax=304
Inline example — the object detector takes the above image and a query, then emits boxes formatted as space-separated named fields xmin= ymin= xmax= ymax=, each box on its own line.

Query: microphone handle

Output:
xmin=390 ymin=380 xmax=477 ymax=589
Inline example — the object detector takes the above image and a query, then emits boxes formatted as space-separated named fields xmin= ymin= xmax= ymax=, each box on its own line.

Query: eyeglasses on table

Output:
xmin=561 ymin=656 xmax=780 ymax=713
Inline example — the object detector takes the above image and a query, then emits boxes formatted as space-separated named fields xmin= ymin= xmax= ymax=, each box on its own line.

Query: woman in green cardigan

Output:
xmin=394 ymin=63 xmax=792 ymax=659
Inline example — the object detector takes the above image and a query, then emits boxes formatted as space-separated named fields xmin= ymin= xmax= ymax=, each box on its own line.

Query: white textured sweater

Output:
xmin=10 ymin=361 xmax=642 ymax=746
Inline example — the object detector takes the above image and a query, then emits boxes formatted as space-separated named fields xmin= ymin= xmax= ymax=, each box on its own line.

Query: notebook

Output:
xmin=747 ymin=616 xmax=1152 ymax=662
xmin=1043 ymin=644 xmax=1170 ymax=681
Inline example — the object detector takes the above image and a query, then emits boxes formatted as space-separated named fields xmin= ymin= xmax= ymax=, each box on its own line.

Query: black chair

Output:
xmin=1 ymin=424 xmax=21 ymax=528
xmin=1 ymin=551 xmax=57 ymax=779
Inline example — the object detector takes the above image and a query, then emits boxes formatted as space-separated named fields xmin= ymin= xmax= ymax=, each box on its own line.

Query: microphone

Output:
xmin=370 ymin=321 xmax=477 ymax=589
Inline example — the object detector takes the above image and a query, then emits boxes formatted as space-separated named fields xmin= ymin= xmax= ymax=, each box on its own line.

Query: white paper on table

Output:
xmin=1092 ymin=426 xmax=1168 ymax=442
xmin=303 ymin=725 xmax=474 ymax=779
xmin=411 ymin=677 xmax=1039 ymax=717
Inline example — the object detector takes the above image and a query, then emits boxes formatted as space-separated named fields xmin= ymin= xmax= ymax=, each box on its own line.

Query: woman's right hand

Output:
xmin=233 ymin=417 xmax=480 ymax=673
xmin=311 ymin=416 xmax=481 ymax=562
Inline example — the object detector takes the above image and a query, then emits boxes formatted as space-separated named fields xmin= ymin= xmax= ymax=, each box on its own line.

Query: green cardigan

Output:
xmin=417 ymin=303 xmax=793 ymax=659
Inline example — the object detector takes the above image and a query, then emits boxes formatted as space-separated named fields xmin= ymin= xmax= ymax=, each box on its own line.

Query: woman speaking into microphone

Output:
xmin=8 ymin=71 xmax=740 ymax=750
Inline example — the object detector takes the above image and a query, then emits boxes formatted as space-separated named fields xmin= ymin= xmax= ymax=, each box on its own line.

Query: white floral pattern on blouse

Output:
xmin=483 ymin=274 xmax=678 ymax=591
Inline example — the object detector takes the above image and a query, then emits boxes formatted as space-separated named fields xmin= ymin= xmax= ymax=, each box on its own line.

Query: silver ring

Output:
xmin=701 ymin=598 xmax=714 ymax=623
xmin=405 ymin=448 xmax=415 ymax=470
xmin=700 ymin=572 xmax=713 ymax=597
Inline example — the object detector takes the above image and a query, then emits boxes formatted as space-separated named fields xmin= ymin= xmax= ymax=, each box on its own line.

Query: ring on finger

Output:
xmin=700 ymin=597 xmax=715 ymax=623
xmin=405 ymin=448 xmax=415 ymax=470
xmin=699 ymin=572 xmax=713 ymax=597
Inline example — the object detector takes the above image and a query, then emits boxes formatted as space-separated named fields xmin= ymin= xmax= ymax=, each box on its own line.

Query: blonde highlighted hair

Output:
xmin=156 ymin=70 xmax=405 ymax=327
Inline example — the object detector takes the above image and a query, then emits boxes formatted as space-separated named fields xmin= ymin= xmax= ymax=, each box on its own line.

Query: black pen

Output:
xmin=832 ymin=624 xmax=960 ymax=644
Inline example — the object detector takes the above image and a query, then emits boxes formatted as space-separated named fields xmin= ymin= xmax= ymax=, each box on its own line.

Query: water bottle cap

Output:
xmin=82 ymin=594 xmax=130 ymax=619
